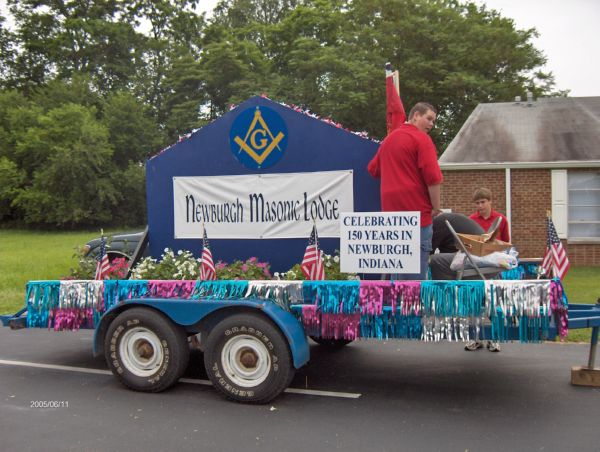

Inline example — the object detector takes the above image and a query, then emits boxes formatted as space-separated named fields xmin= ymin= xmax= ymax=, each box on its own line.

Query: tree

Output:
xmin=6 ymin=0 xmax=144 ymax=93
xmin=13 ymin=103 xmax=119 ymax=226
xmin=102 ymin=91 xmax=165 ymax=166
xmin=162 ymin=53 xmax=206 ymax=140
xmin=125 ymin=0 xmax=206 ymax=124
xmin=0 ymin=157 xmax=25 ymax=220
xmin=0 ymin=14 xmax=17 ymax=87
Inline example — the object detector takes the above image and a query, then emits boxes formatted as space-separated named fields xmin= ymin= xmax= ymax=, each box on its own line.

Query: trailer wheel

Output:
xmin=104 ymin=308 xmax=189 ymax=393
xmin=204 ymin=313 xmax=294 ymax=404
xmin=310 ymin=336 xmax=354 ymax=348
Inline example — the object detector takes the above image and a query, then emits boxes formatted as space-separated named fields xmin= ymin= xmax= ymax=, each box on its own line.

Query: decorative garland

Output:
xmin=24 ymin=279 xmax=568 ymax=343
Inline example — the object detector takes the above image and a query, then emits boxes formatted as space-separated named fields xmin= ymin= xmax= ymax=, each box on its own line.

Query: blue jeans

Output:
xmin=392 ymin=224 xmax=432 ymax=281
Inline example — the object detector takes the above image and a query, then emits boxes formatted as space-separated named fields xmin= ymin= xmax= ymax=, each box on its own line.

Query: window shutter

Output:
xmin=551 ymin=169 xmax=568 ymax=238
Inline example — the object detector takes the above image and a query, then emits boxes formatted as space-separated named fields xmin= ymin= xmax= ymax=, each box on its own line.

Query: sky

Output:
xmin=473 ymin=0 xmax=600 ymax=97
xmin=1 ymin=0 xmax=598 ymax=96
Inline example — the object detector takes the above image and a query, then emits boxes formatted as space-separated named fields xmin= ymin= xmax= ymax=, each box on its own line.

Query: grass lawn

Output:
xmin=560 ymin=266 xmax=600 ymax=343
xmin=0 ymin=229 xmax=121 ymax=314
xmin=1 ymin=229 xmax=598 ymax=342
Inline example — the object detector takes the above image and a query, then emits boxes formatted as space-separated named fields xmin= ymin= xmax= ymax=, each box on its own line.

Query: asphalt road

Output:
xmin=1 ymin=326 xmax=599 ymax=452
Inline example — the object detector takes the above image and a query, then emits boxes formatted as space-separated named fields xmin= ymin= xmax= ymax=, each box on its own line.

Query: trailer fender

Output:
xmin=94 ymin=298 xmax=309 ymax=369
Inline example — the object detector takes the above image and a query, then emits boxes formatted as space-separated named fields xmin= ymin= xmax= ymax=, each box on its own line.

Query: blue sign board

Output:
xmin=146 ymin=96 xmax=381 ymax=272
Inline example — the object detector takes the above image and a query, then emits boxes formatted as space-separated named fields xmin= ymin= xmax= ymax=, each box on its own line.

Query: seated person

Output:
xmin=469 ymin=187 xmax=510 ymax=243
xmin=429 ymin=212 xmax=506 ymax=353
xmin=432 ymin=212 xmax=484 ymax=253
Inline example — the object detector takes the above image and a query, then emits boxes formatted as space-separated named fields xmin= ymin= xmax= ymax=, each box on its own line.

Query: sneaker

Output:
xmin=487 ymin=341 xmax=501 ymax=352
xmin=464 ymin=340 xmax=484 ymax=351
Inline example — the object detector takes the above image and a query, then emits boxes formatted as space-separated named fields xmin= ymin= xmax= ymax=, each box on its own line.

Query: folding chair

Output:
xmin=444 ymin=217 xmax=505 ymax=280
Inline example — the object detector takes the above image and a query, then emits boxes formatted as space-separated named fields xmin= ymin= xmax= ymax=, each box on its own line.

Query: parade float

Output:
xmin=3 ymin=94 xmax=599 ymax=403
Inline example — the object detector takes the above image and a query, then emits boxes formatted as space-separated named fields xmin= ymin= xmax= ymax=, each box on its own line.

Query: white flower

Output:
xmin=164 ymin=248 xmax=169 ymax=253
xmin=326 ymin=262 xmax=331 ymax=267
xmin=333 ymin=256 xmax=340 ymax=263
xmin=177 ymin=250 xmax=183 ymax=255
xmin=274 ymin=272 xmax=280 ymax=278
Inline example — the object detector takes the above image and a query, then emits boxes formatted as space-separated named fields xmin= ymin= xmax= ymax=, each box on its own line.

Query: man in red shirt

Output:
xmin=368 ymin=101 xmax=443 ymax=280
xmin=469 ymin=188 xmax=510 ymax=243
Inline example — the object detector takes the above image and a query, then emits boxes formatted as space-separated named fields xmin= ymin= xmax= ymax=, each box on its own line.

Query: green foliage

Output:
xmin=163 ymin=53 xmax=207 ymax=140
xmin=102 ymin=91 xmax=164 ymax=166
xmin=12 ymin=103 xmax=119 ymax=226
xmin=0 ymin=157 xmax=25 ymax=219
xmin=111 ymin=162 xmax=148 ymax=227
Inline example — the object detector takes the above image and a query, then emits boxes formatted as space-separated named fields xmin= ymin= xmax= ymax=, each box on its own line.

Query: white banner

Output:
xmin=339 ymin=212 xmax=421 ymax=274
xmin=173 ymin=170 xmax=354 ymax=239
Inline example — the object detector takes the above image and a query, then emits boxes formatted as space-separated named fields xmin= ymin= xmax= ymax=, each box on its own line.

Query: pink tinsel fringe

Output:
xmin=301 ymin=305 xmax=361 ymax=340
xmin=358 ymin=280 xmax=421 ymax=315
xmin=51 ymin=308 xmax=95 ymax=331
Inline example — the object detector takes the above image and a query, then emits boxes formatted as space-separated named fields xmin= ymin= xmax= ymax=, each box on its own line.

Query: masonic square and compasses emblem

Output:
xmin=229 ymin=105 xmax=288 ymax=169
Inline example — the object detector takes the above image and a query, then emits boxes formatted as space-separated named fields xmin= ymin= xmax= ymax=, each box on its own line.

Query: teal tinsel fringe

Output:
xmin=192 ymin=280 xmax=249 ymax=299
xmin=303 ymin=281 xmax=360 ymax=314
xmin=420 ymin=281 xmax=485 ymax=317
xmin=26 ymin=281 xmax=61 ymax=328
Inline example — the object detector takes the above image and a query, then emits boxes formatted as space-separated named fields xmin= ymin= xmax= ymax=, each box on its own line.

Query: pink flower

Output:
xmin=248 ymin=257 xmax=258 ymax=263
xmin=242 ymin=264 xmax=248 ymax=272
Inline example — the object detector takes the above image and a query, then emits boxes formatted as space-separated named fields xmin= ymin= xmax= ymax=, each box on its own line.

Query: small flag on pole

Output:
xmin=301 ymin=225 xmax=325 ymax=280
xmin=94 ymin=235 xmax=110 ymax=280
xmin=541 ymin=215 xmax=570 ymax=280
xmin=200 ymin=227 xmax=216 ymax=280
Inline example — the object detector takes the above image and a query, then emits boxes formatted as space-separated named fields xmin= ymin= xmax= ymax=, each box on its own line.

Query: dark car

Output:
xmin=83 ymin=230 xmax=149 ymax=262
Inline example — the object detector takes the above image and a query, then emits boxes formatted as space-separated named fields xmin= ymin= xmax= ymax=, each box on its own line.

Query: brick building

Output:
xmin=438 ymin=97 xmax=600 ymax=266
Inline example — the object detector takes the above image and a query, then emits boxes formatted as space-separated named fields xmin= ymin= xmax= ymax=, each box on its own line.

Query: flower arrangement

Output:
xmin=276 ymin=251 xmax=358 ymax=281
xmin=106 ymin=257 xmax=129 ymax=279
xmin=130 ymin=248 xmax=201 ymax=280
xmin=69 ymin=250 xmax=130 ymax=280
xmin=71 ymin=245 xmax=354 ymax=282
xmin=215 ymin=257 xmax=272 ymax=280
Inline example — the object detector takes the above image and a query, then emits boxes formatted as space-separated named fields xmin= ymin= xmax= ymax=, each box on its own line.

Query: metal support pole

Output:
xmin=588 ymin=326 xmax=599 ymax=369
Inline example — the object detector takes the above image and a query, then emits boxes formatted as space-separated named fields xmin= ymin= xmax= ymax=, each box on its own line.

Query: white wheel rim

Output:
xmin=221 ymin=334 xmax=271 ymax=388
xmin=119 ymin=327 xmax=164 ymax=377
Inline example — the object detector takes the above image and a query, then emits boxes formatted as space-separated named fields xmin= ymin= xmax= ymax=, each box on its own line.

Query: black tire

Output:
xmin=310 ymin=336 xmax=353 ymax=348
xmin=104 ymin=307 xmax=189 ymax=393
xmin=204 ymin=313 xmax=294 ymax=404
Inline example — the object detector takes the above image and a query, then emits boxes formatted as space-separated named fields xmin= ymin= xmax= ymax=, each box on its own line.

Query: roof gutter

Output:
xmin=440 ymin=160 xmax=600 ymax=170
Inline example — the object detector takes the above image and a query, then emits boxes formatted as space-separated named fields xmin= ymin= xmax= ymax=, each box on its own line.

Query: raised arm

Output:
xmin=385 ymin=63 xmax=406 ymax=134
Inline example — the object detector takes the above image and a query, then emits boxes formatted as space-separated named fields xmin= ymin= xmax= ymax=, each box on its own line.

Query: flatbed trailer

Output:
xmin=2 ymin=278 xmax=599 ymax=403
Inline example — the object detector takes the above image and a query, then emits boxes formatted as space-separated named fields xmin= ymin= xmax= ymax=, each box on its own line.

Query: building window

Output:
xmin=568 ymin=172 xmax=600 ymax=240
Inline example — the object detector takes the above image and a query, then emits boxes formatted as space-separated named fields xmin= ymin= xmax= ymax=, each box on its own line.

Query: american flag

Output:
xmin=94 ymin=236 xmax=110 ymax=280
xmin=301 ymin=225 xmax=325 ymax=280
xmin=541 ymin=216 xmax=570 ymax=280
xmin=200 ymin=228 xmax=216 ymax=280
